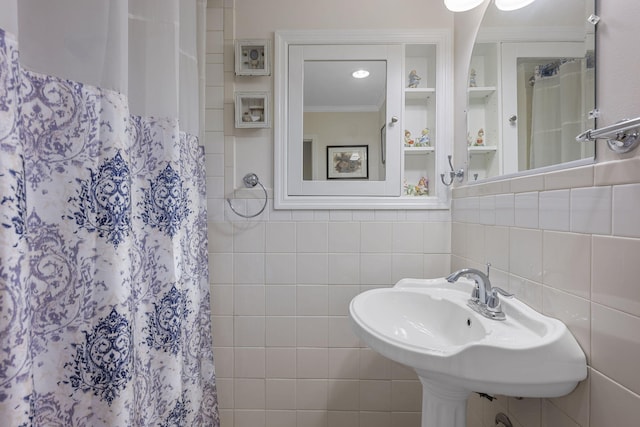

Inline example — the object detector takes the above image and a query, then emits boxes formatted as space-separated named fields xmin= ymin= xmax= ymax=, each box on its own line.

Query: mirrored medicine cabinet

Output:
xmin=274 ymin=30 xmax=453 ymax=210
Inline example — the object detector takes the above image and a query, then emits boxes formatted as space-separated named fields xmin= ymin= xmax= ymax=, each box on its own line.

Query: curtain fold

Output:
xmin=529 ymin=59 xmax=589 ymax=169
xmin=0 ymin=1 xmax=218 ymax=425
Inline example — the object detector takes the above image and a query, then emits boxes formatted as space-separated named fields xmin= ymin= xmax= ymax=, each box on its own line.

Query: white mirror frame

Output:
xmin=274 ymin=29 xmax=453 ymax=210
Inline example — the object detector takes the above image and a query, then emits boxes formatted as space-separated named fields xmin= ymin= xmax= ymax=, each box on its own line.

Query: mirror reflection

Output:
xmin=303 ymin=60 xmax=387 ymax=181
xmin=467 ymin=0 xmax=595 ymax=180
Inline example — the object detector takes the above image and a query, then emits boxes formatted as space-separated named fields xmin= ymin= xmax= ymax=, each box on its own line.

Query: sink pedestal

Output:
xmin=419 ymin=377 xmax=471 ymax=427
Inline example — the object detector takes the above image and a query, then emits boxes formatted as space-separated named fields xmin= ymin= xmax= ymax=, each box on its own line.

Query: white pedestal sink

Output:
xmin=349 ymin=277 xmax=587 ymax=427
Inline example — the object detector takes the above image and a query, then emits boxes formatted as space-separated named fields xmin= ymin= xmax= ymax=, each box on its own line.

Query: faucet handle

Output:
xmin=492 ymin=287 xmax=513 ymax=298
xmin=486 ymin=287 xmax=513 ymax=312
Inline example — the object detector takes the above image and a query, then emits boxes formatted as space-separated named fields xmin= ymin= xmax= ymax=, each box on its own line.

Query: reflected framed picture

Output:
xmin=327 ymin=145 xmax=368 ymax=179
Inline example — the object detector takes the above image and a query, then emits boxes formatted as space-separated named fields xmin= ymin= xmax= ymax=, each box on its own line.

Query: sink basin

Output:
xmin=349 ymin=277 xmax=587 ymax=427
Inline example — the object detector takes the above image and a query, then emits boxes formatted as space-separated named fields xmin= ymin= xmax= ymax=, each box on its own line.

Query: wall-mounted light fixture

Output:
xmin=494 ymin=0 xmax=535 ymax=11
xmin=444 ymin=0 xmax=536 ymax=12
xmin=443 ymin=0 xmax=484 ymax=12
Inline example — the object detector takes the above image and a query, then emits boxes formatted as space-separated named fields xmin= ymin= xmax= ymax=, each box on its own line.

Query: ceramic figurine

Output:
xmin=404 ymin=130 xmax=414 ymax=146
xmin=416 ymin=128 xmax=431 ymax=147
xmin=403 ymin=178 xmax=410 ymax=195
xmin=404 ymin=177 xmax=429 ymax=196
xmin=408 ymin=70 xmax=421 ymax=88
xmin=416 ymin=176 xmax=429 ymax=195
xmin=469 ymin=68 xmax=477 ymax=87
xmin=475 ymin=128 xmax=484 ymax=146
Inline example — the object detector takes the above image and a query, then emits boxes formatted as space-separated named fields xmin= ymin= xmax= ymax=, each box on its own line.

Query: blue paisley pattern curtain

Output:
xmin=0 ymin=27 xmax=219 ymax=426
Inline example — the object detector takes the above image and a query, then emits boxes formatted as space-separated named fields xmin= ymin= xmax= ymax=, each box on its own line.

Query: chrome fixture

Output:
xmin=446 ymin=265 xmax=513 ymax=320
xmin=576 ymin=116 xmax=640 ymax=154
xmin=495 ymin=412 xmax=513 ymax=427
xmin=587 ymin=13 xmax=601 ymax=25
xmin=227 ymin=173 xmax=268 ymax=218
xmin=447 ymin=268 xmax=491 ymax=304
xmin=440 ymin=154 xmax=465 ymax=186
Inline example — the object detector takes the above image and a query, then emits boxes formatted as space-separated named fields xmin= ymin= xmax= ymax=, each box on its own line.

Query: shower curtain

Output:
xmin=529 ymin=59 xmax=593 ymax=169
xmin=0 ymin=1 xmax=219 ymax=426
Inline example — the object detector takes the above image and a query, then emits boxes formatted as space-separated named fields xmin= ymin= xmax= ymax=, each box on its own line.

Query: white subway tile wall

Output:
xmin=538 ymin=189 xmax=571 ymax=231
xmin=453 ymin=158 xmax=640 ymax=427
xmin=514 ymin=191 xmax=539 ymax=229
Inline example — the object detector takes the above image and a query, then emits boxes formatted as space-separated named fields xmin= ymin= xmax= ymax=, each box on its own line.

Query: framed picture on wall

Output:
xmin=327 ymin=145 xmax=369 ymax=179
xmin=235 ymin=39 xmax=271 ymax=76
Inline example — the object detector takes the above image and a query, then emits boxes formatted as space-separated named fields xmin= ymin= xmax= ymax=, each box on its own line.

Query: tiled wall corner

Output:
xmin=452 ymin=159 xmax=640 ymax=426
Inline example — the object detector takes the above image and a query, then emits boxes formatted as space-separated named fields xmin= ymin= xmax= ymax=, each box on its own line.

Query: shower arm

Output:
xmin=226 ymin=173 xmax=268 ymax=219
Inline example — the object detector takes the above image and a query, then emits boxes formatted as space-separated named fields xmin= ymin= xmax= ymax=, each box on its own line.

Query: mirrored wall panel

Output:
xmin=467 ymin=0 xmax=596 ymax=181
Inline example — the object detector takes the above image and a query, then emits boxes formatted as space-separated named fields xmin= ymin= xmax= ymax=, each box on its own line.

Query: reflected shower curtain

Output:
xmin=529 ymin=59 xmax=592 ymax=169
xmin=0 ymin=1 xmax=219 ymax=426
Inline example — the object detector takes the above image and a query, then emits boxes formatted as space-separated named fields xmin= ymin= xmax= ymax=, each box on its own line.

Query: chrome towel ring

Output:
xmin=226 ymin=173 xmax=268 ymax=218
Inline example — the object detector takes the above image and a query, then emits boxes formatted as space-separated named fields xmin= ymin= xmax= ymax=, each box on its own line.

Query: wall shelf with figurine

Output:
xmin=235 ymin=39 xmax=271 ymax=76
xmin=404 ymin=146 xmax=435 ymax=154
xmin=468 ymin=86 xmax=496 ymax=99
xmin=468 ymin=145 xmax=497 ymax=154
xmin=468 ymin=42 xmax=499 ymax=178
xmin=235 ymin=92 xmax=271 ymax=128
xmin=405 ymin=87 xmax=436 ymax=99
xmin=402 ymin=43 xmax=437 ymax=197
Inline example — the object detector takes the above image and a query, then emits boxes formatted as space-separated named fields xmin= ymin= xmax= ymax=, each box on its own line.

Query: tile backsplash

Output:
xmin=453 ymin=159 xmax=640 ymax=427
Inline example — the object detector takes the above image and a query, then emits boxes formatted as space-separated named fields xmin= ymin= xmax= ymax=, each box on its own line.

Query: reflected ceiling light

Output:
xmin=444 ymin=0 xmax=484 ymax=12
xmin=494 ymin=0 xmax=536 ymax=11
xmin=352 ymin=69 xmax=370 ymax=79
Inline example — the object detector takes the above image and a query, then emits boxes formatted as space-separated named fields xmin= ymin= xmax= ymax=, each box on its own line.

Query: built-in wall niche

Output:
xmin=467 ymin=42 xmax=499 ymax=181
xmin=235 ymin=92 xmax=271 ymax=128
xmin=403 ymin=44 xmax=437 ymax=196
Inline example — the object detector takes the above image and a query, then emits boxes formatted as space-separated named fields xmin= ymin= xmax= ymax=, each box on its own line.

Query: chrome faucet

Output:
xmin=446 ymin=268 xmax=491 ymax=304
xmin=446 ymin=265 xmax=512 ymax=320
